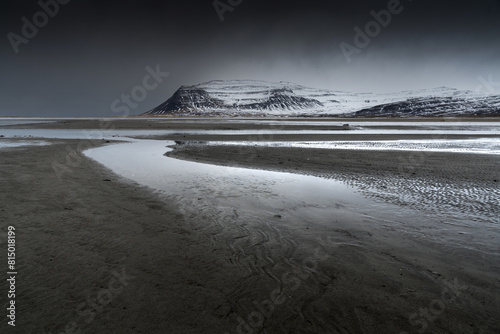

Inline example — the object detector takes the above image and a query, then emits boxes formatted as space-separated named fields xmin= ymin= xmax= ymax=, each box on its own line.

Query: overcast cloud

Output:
xmin=1 ymin=0 xmax=499 ymax=116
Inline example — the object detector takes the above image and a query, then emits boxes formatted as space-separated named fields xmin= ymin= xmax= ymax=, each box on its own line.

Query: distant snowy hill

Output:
xmin=144 ymin=80 xmax=500 ymax=117
xmin=353 ymin=93 xmax=500 ymax=117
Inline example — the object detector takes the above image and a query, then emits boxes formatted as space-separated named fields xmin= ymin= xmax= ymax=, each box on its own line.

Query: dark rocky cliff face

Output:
xmin=354 ymin=95 xmax=500 ymax=117
xmin=237 ymin=89 xmax=323 ymax=111
xmin=146 ymin=87 xmax=225 ymax=114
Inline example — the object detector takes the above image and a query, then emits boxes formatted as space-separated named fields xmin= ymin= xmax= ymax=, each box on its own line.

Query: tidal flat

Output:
xmin=1 ymin=118 xmax=499 ymax=333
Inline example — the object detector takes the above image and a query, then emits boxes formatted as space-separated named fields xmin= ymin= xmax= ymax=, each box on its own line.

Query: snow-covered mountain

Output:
xmin=353 ymin=94 xmax=500 ymax=117
xmin=144 ymin=80 xmax=500 ymax=117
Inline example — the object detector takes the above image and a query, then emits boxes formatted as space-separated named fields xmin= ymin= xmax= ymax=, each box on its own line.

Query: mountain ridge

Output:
xmin=144 ymin=80 xmax=500 ymax=117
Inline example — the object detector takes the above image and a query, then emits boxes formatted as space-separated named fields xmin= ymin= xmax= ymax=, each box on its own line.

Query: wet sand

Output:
xmin=1 ymin=119 xmax=499 ymax=333
xmin=166 ymin=142 xmax=500 ymax=333
xmin=169 ymin=144 xmax=500 ymax=215
xmin=1 ymin=140 xmax=259 ymax=333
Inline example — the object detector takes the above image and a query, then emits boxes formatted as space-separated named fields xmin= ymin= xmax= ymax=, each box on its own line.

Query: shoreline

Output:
xmin=0 ymin=141 xmax=253 ymax=333
xmin=1 ymin=122 xmax=499 ymax=333
xmin=168 ymin=142 xmax=500 ymax=186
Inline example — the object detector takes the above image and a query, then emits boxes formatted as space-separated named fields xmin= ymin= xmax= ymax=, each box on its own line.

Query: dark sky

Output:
xmin=1 ymin=0 xmax=499 ymax=116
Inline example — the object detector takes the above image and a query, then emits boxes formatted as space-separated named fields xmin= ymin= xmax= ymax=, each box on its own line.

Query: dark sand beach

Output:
xmin=1 ymin=119 xmax=499 ymax=333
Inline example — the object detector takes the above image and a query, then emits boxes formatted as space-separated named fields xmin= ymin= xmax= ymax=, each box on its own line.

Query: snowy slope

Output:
xmin=354 ymin=94 xmax=500 ymax=117
xmin=144 ymin=80 xmax=500 ymax=117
